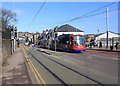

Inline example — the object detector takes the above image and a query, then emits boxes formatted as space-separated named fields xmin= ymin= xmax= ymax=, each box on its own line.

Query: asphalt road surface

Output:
xmin=28 ymin=47 xmax=119 ymax=85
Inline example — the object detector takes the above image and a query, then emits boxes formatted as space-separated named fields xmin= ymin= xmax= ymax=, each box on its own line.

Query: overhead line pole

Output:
xmin=106 ymin=7 xmax=109 ymax=49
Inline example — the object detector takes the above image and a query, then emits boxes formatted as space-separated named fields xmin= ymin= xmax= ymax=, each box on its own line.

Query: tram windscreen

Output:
xmin=74 ymin=36 xmax=85 ymax=45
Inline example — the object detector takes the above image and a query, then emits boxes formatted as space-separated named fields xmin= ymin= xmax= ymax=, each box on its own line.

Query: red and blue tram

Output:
xmin=49 ymin=34 xmax=86 ymax=53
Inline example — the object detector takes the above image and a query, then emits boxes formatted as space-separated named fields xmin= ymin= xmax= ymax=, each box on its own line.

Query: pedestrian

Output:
xmin=87 ymin=42 xmax=90 ymax=48
xmin=92 ymin=41 xmax=94 ymax=48
xmin=99 ymin=41 xmax=102 ymax=48
xmin=90 ymin=39 xmax=93 ymax=48
xmin=17 ymin=39 xmax=20 ymax=48
xmin=115 ymin=41 xmax=119 ymax=50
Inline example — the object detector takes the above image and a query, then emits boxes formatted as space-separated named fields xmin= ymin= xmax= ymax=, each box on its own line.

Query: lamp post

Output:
xmin=54 ymin=26 xmax=58 ymax=51
xmin=97 ymin=28 xmax=100 ymax=42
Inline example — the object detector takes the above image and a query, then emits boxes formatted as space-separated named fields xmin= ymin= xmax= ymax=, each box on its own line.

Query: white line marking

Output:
xmin=63 ymin=59 xmax=77 ymax=64
xmin=53 ymin=56 xmax=60 ymax=58
xmin=86 ymin=56 xmax=93 ymax=59
xmin=111 ymin=58 xmax=119 ymax=60
xmin=92 ymin=55 xmax=119 ymax=61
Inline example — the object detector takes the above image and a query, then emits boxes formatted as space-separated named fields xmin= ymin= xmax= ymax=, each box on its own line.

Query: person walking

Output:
xmin=17 ymin=39 xmax=20 ymax=48
xmin=115 ymin=41 xmax=119 ymax=50
xmin=99 ymin=41 xmax=102 ymax=48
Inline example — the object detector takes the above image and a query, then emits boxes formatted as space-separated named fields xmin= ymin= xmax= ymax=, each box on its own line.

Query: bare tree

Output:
xmin=0 ymin=8 xmax=16 ymax=30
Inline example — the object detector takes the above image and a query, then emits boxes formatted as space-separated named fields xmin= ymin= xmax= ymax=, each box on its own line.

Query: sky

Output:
xmin=1 ymin=1 xmax=119 ymax=34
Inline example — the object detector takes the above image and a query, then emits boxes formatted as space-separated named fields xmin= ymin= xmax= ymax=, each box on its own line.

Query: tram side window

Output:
xmin=69 ymin=37 xmax=73 ymax=45
xmin=58 ymin=36 xmax=70 ymax=44
xmin=63 ymin=37 xmax=69 ymax=44
xmin=58 ymin=37 xmax=62 ymax=44
xmin=61 ymin=37 xmax=66 ymax=44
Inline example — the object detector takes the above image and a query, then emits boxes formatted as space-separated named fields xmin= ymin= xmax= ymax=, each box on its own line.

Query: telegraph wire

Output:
xmin=27 ymin=0 xmax=46 ymax=30
xmin=61 ymin=1 xmax=119 ymax=24
xmin=66 ymin=8 xmax=119 ymax=23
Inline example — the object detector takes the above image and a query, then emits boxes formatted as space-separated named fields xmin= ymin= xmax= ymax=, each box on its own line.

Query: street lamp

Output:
xmin=97 ymin=28 xmax=100 ymax=48
xmin=54 ymin=26 xmax=58 ymax=51
xmin=97 ymin=28 xmax=100 ymax=41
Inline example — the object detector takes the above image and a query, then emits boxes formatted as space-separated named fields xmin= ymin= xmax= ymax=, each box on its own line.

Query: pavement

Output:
xmin=87 ymin=46 xmax=120 ymax=52
xmin=2 ymin=45 xmax=32 ymax=85
xmin=2 ymin=44 xmax=119 ymax=85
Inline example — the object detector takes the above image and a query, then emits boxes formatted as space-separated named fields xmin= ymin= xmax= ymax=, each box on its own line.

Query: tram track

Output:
xmin=29 ymin=52 xmax=68 ymax=86
xmin=35 ymin=49 xmax=105 ymax=86
xmin=24 ymin=46 xmax=67 ymax=85
xmin=25 ymin=46 xmax=106 ymax=85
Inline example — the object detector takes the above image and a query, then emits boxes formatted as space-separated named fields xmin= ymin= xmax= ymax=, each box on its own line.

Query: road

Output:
xmin=26 ymin=46 xmax=119 ymax=85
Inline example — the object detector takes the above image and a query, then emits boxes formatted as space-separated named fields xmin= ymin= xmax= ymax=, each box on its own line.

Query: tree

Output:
xmin=0 ymin=8 xmax=16 ymax=30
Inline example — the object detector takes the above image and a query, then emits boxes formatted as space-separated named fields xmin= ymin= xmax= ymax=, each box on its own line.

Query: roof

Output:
xmin=95 ymin=31 xmax=120 ymax=37
xmin=57 ymin=24 xmax=83 ymax=32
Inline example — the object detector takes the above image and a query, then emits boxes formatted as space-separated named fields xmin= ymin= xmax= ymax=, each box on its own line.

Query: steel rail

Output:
xmin=28 ymin=51 xmax=68 ymax=86
xmin=36 ymin=49 xmax=105 ymax=86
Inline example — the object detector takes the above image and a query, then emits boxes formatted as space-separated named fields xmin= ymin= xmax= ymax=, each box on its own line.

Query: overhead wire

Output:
xmin=27 ymin=0 xmax=46 ymax=30
xmin=60 ymin=1 xmax=119 ymax=24
xmin=66 ymin=8 xmax=119 ymax=23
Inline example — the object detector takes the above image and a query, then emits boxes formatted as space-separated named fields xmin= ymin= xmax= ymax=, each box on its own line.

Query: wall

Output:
xmin=2 ymin=30 xmax=12 ymax=64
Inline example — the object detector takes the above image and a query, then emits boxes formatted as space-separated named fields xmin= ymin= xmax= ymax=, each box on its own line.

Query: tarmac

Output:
xmin=2 ymin=44 xmax=120 ymax=85
xmin=2 ymin=45 xmax=32 ymax=85
xmin=87 ymin=46 xmax=120 ymax=52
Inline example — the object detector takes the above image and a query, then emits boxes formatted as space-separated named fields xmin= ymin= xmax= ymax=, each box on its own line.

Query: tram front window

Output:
xmin=74 ymin=36 xmax=85 ymax=45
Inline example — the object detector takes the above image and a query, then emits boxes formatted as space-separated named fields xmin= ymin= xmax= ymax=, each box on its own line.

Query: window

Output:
xmin=74 ymin=36 xmax=85 ymax=45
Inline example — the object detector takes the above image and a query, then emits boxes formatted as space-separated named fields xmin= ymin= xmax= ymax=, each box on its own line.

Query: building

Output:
xmin=84 ymin=34 xmax=95 ymax=42
xmin=33 ymin=32 xmax=40 ymax=44
xmin=18 ymin=32 xmax=33 ymax=44
xmin=39 ymin=24 xmax=84 ymax=42
xmin=56 ymin=24 xmax=84 ymax=36
xmin=37 ymin=24 xmax=84 ymax=47
xmin=95 ymin=31 xmax=120 ymax=47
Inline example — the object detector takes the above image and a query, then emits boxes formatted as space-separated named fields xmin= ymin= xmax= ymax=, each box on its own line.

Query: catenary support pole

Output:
xmin=106 ymin=7 xmax=109 ymax=49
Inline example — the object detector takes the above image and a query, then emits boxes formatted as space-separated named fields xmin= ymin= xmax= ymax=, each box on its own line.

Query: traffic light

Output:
xmin=14 ymin=27 xmax=17 ymax=38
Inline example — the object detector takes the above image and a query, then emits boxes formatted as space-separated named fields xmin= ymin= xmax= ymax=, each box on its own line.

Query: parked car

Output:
xmin=24 ymin=42 xmax=29 ymax=46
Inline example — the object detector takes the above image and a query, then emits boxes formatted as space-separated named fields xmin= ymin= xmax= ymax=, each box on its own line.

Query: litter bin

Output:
xmin=110 ymin=46 xmax=113 ymax=50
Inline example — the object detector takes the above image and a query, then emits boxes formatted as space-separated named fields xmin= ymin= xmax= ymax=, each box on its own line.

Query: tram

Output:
xmin=49 ymin=34 xmax=86 ymax=53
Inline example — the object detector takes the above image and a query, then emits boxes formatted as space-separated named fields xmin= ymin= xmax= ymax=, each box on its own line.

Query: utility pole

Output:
xmin=106 ymin=7 xmax=109 ymax=49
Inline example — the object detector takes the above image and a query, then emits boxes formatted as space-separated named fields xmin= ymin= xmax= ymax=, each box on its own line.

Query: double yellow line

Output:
xmin=22 ymin=45 xmax=46 ymax=86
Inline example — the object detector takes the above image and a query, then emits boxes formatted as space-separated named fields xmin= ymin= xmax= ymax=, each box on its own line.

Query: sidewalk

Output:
xmin=2 ymin=46 xmax=32 ymax=84
xmin=87 ymin=46 xmax=120 ymax=52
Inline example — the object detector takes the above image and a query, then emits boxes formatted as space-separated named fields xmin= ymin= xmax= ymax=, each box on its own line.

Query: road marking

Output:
xmin=63 ymin=59 xmax=77 ymax=64
xmin=22 ymin=46 xmax=46 ymax=85
xmin=111 ymin=58 xmax=119 ymax=60
xmin=22 ymin=47 xmax=41 ymax=84
xmin=87 ymin=56 xmax=93 ymax=59
xmin=53 ymin=56 xmax=60 ymax=59
xmin=91 ymin=54 xmax=119 ymax=61
xmin=29 ymin=58 xmax=46 ymax=85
